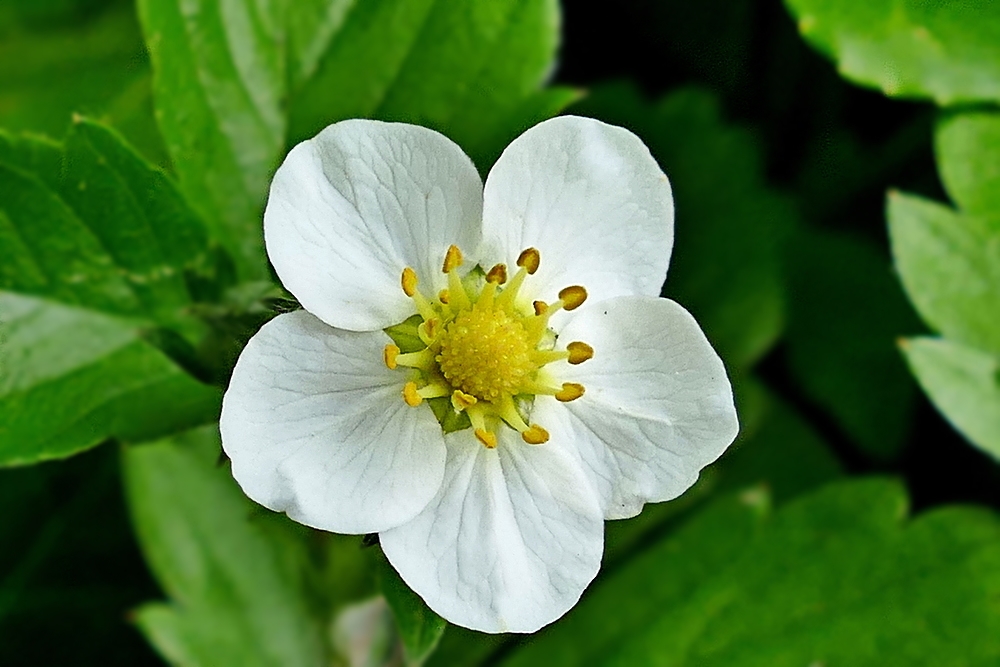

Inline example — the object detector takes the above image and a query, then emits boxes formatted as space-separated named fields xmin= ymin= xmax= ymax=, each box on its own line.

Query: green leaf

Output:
xmin=0 ymin=293 xmax=220 ymax=466
xmin=785 ymin=228 xmax=921 ymax=459
xmin=0 ymin=123 xmax=223 ymax=466
xmin=785 ymin=0 xmax=1000 ymax=105
xmin=139 ymin=0 xmax=572 ymax=278
xmin=935 ymin=109 xmax=1000 ymax=217
xmin=902 ymin=336 xmax=1000 ymax=459
xmin=888 ymin=190 xmax=1000 ymax=355
xmin=503 ymin=478 xmax=1000 ymax=666
xmin=123 ymin=426 xmax=327 ymax=667
xmin=0 ymin=3 xmax=157 ymax=146
xmin=287 ymin=0 xmax=574 ymax=170
xmin=572 ymin=83 xmax=793 ymax=369
xmin=136 ymin=0 xmax=283 ymax=279
xmin=379 ymin=556 xmax=446 ymax=666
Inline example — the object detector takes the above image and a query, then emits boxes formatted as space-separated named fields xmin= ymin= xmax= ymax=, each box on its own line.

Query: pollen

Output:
xmin=436 ymin=304 xmax=534 ymax=402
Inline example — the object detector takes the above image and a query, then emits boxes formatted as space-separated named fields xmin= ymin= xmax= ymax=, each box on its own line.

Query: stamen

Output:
xmin=468 ymin=406 xmax=498 ymax=449
xmin=451 ymin=390 xmax=477 ymax=412
xmin=395 ymin=348 xmax=435 ymax=370
xmin=475 ymin=428 xmax=498 ymax=449
xmin=558 ymin=286 xmax=587 ymax=310
xmin=401 ymin=267 xmax=418 ymax=297
xmin=555 ymin=383 xmax=585 ymax=402
xmin=477 ymin=279 xmax=498 ymax=310
xmin=497 ymin=396 xmax=530 ymax=432
xmin=567 ymin=341 xmax=594 ymax=364
xmin=417 ymin=382 xmax=451 ymax=400
xmin=486 ymin=263 xmax=508 ymax=284
xmin=531 ymin=349 xmax=570 ymax=365
xmin=383 ymin=344 xmax=400 ymax=370
xmin=522 ymin=424 xmax=549 ymax=445
xmin=516 ymin=248 xmax=540 ymax=275
xmin=442 ymin=245 xmax=464 ymax=273
xmin=438 ymin=289 xmax=450 ymax=305
xmin=403 ymin=382 xmax=423 ymax=407
xmin=533 ymin=301 xmax=548 ymax=315
xmin=447 ymin=264 xmax=471 ymax=312
xmin=418 ymin=317 xmax=441 ymax=345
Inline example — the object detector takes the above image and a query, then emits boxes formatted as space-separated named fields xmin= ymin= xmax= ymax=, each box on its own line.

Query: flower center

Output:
xmin=437 ymin=305 xmax=533 ymax=402
xmin=383 ymin=245 xmax=593 ymax=449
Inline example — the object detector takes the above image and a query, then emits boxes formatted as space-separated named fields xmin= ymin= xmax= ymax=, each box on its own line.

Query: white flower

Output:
xmin=220 ymin=117 xmax=739 ymax=634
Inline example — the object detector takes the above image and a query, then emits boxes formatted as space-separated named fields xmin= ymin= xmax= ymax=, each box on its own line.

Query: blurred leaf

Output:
xmin=573 ymin=83 xmax=794 ymax=369
xmin=0 ymin=122 xmax=222 ymax=465
xmin=379 ymin=557 xmax=446 ymax=666
xmin=888 ymin=191 xmax=1000 ymax=355
xmin=0 ymin=0 xmax=168 ymax=168
xmin=123 ymin=426 xmax=327 ymax=667
xmin=902 ymin=336 xmax=1000 ymax=459
xmin=503 ymin=478 xmax=1000 ymax=666
xmin=0 ymin=446 xmax=163 ymax=665
xmin=785 ymin=0 xmax=1000 ymax=105
xmin=288 ymin=0 xmax=575 ymax=170
xmin=935 ymin=109 xmax=1000 ymax=217
xmin=785 ymin=228 xmax=921 ymax=459
xmin=139 ymin=0 xmax=572 ymax=279
xmin=0 ymin=294 xmax=220 ymax=466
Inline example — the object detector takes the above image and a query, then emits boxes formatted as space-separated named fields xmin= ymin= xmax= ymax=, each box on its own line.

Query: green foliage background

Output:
xmin=1 ymin=0 xmax=999 ymax=664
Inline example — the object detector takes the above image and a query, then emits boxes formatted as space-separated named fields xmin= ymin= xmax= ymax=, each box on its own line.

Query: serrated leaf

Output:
xmin=785 ymin=228 xmax=920 ymax=459
xmin=888 ymin=191 xmax=1000 ymax=355
xmin=902 ymin=336 xmax=1000 ymax=459
xmin=503 ymin=478 xmax=1000 ymax=666
xmin=123 ymin=426 xmax=327 ymax=667
xmin=0 ymin=123 xmax=223 ymax=465
xmin=379 ymin=557 xmax=446 ymax=666
xmin=785 ymin=0 xmax=1000 ymax=105
xmin=935 ymin=109 xmax=1000 ymax=217
xmin=572 ymin=83 xmax=792 ymax=369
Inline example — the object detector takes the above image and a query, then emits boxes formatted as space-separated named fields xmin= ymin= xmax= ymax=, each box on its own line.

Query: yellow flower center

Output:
xmin=383 ymin=245 xmax=593 ymax=449
xmin=437 ymin=305 xmax=533 ymax=402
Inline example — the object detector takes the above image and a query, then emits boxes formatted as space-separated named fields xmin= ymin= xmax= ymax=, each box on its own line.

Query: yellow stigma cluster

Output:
xmin=384 ymin=245 xmax=593 ymax=448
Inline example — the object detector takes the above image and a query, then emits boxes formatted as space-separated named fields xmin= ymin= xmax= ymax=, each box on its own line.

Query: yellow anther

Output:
xmin=555 ymin=383 xmax=586 ymax=402
xmin=567 ymin=341 xmax=594 ymax=365
xmin=522 ymin=424 xmax=549 ymax=445
xmin=533 ymin=300 xmax=548 ymax=315
xmin=383 ymin=344 xmax=400 ymax=370
xmin=475 ymin=428 xmax=498 ymax=449
xmin=451 ymin=390 xmax=477 ymax=412
xmin=401 ymin=267 xmax=418 ymax=297
xmin=438 ymin=289 xmax=450 ymax=305
xmin=418 ymin=317 xmax=441 ymax=344
xmin=558 ymin=286 xmax=588 ymax=311
xmin=443 ymin=244 xmax=463 ymax=273
xmin=486 ymin=263 xmax=508 ymax=284
xmin=403 ymin=382 xmax=423 ymax=407
xmin=516 ymin=248 xmax=540 ymax=275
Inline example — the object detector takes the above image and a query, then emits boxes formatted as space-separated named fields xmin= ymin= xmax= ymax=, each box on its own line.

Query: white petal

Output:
xmin=265 ymin=120 xmax=483 ymax=331
xmin=481 ymin=115 xmax=673 ymax=309
xmin=537 ymin=296 xmax=738 ymax=520
xmin=380 ymin=429 xmax=604 ymax=634
xmin=220 ymin=310 xmax=446 ymax=533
